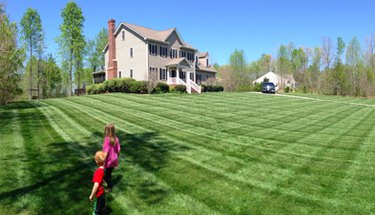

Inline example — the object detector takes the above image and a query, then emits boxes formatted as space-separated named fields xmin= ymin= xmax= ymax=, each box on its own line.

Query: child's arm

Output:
xmin=103 ymin=138 xmax=109 ymax=160
xmin=89 ymin=182 xmax=99 ymax=201
xmin=103 ymin=152 xmax=108 ymax=161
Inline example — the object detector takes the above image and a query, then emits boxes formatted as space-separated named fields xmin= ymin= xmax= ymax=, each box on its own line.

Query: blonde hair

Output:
xmin=104 ymin=123 xmax=117 ymax=146
xmin=94 ymin=151 xmax=105 ymax=166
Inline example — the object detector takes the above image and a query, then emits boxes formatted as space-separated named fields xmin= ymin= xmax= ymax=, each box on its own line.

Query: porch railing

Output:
xmin=167 ymin=77 xmax=201 ymax=93
xmin=167 ymin=77 xmax=186 ymax=86
xmin=188 ymin=79 xmax=201 ymax=93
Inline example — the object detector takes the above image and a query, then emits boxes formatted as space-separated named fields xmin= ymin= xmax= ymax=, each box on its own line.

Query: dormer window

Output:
xmin=187 ymin=53 xmax=194 ymax=62
xmin=206 ymin=59 xmax=209 ymax=67
xmin=179 ymin=51 xmax=186 ymax=58
xmin=122 ymin=31 xmax=125 ymax=40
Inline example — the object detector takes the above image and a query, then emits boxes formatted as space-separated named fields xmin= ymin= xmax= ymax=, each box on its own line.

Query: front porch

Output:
xmin=165 ymin=58 xmax=201 ymax=93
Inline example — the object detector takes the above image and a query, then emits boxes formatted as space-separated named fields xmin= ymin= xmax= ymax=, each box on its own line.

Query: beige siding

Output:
xmin=148 ymin=31 xmax=196 ymax=80
xmin=116 ymin=27 xmax=148 ymax=80
xmin=196 ymin=71 xmax=216 ymax=84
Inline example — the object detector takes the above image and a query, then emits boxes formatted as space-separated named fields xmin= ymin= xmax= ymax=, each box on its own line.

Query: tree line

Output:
xmin=0 ymin=2 xmax=107 ymax=105
xmin=2 ymin=1 xmax=375 ymax=105
xmin=217 ymin=35 xmax=375 ymax=97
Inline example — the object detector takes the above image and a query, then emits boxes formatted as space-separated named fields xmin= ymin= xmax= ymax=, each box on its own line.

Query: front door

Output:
xmin=179 ymin=71 xmax=186 ymax=80
xmin=171 ymin=70 xmax=176 ymax=77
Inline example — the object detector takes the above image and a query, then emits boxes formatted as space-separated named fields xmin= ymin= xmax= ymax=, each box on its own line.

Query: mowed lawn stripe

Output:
xmin=110 ymin=93 xmax=340 ymax=135
xmin=97 ymin=94 xmax=359 ymax=166
xmin=109 ymin=93 xmax=359 ymax=153
xmin=271 ymin=107 xmax=374 ymax=212
xmin=65 ymin=95 xmax=370 ymax=212
xmin=86 ymin=94 xmax=375 ymax=213
xmin=38 ymin=100 xmax=161 ymax=214
xmin=332 ymin=111 xmax=375 ymax=213
xmin=42 ymin=99 xmax=220 ymax=214
xmin=112 ymin=92 xmax=335 ymax=128
xmin=1 ymin=102 xmax=93 ymax=214
xmin=3 ymin=93 xmax=374 ymax=214
xmin=79 ymin=93 xmax=368 ymax=189
xmin=59 ymin=97 xmax=305 ymax=214
xmin=0 ymin=109 xmax=31 ymax=214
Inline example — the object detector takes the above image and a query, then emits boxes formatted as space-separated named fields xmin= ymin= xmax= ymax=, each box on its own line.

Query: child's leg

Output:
xmin=93 ymin=195 xmax=105 ymax=215
xmin=104 ymin=168 xmax=114 ymax=189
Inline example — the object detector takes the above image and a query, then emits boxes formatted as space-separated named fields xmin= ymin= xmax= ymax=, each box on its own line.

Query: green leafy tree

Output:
xmin=57 ymin=2 xmax=85 ymax=96
xmin=331 ymin=37 xmax=347 ymax=95
xmin=20 ymin=8 xmax=43 ymax=100
xmin=229 ymin=49 xmax=251 ymax=90
xmin=42 ymin=54 xmax=62 ymax=98
xmin=0 ymin=5 xmax=23 ymax=105
xmin=277 ymin=44 xmax=293 ymax=74
xmin=85 ymin=28 xmax=107 ymax=86
xmin=346 ymin=37 xmax=363 ymax=96
xmin=291 ymin=47 xmax=308 ymax=83
xmin=307 ymin=47 xmax=322 ymax=93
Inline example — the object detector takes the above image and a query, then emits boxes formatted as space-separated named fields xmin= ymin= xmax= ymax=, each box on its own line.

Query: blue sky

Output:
xmin=5 ymin=0 xmax=375 ymax=65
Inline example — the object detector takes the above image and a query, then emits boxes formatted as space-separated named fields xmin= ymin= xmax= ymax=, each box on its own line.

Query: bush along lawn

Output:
xmin=86 ymin=78 xmax=224 ymax=94
xmin=0 ymin=92 xmax=375 ymax=214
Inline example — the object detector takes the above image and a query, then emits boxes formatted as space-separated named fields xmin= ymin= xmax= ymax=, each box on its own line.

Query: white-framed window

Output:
xmin=149 ymin=44 xmax=157 ymax=55
xmin=187 ymin=52 xmax=194 ymax=62
xmin=180 ymin=50 xmax=186 ymax=58
xmin=119 ymin=71 xmax=122 ymax=78
xmin=130 ymin=69 xmax=133 ymax=78
xmin=206 ymin=59 xmax=209 ymax=67
xmin=130 ymin=48 xmax=133 ymax=58
xmin=160 ymin=46 xmax=167 ymax=58
xmin=159 ymin=68 xmax=167 ymax=80
xmin=149 ymin=67 xmax=158 ymax=80
xmin=170 ymin=48 xmax=177 ymax=58
xmin=122 ymin=31 xmax=125 ymax=40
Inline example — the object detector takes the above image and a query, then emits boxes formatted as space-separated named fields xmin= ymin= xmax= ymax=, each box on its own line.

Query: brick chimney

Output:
xmin=107 ymin=19 xmax=117 ymax=79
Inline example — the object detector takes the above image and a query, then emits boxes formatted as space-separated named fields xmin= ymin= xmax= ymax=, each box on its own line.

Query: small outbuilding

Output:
xmin=253 ymin=71 xmax=296 ymax=91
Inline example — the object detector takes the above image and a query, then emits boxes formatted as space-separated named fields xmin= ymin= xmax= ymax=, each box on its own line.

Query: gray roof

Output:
xmin=103 ymin=22 xmax=197 ymax=53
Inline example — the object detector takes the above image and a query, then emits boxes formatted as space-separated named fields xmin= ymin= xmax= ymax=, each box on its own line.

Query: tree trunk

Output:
xmin=69 ymin=52 xmax=73 ymax=97
xmin=29 ymin=46 xmax=33 ymax=100
xmin=37 ymin=57 xmax=40 ymax=99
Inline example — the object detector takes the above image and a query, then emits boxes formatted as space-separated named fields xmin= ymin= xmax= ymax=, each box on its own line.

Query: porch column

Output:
xmin=167 ymin=69 xmax=170 ymax=84
xmin=177 ymin=66 xmax=180 ymax=79
xmin=187 ymin=71 xmax=191 ymax=82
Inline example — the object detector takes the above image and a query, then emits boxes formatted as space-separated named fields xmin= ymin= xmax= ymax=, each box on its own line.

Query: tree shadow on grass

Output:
xmin=0 ymin=140 xmax=97 ymax=214
xmin=95 ymin=130 xmax=190 ymax=206
xmin=0 ymin=127 xmax=190 ymax=214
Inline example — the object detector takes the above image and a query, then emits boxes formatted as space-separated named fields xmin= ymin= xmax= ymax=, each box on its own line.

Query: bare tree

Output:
xmin=321 ymin=36 xmax=334 ymax=71
xmin=147 ymin=69 xmax=158 ymax=93
xmin=365 ymin=34 xmax=375 ymax=69
xmin=218 ymin=65 xmax=236 ymax=91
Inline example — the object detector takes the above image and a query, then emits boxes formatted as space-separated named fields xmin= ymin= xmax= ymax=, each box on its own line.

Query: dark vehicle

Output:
xmin=262 ymin=82 xmax=276 ymax=94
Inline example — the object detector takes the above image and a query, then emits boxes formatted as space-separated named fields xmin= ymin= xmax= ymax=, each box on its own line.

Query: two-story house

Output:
xmin=94 ymin=19 xmax=217 ymax=93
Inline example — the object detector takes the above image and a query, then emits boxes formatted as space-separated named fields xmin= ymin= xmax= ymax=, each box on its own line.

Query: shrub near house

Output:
xmin=87 ymin=78 xmax=191 ymax=94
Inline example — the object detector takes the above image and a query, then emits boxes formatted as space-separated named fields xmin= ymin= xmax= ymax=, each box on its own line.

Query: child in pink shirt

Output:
xmin=102 ymin=124 xmax=121 ymax=192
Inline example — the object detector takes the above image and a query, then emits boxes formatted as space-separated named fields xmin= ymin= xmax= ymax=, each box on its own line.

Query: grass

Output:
xmin=0 ymin=92 xmax=374 ymax=214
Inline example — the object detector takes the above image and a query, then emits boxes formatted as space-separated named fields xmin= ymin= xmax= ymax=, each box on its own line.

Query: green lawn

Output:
xmin=0 ymin=92 xmax=374 ymax=214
